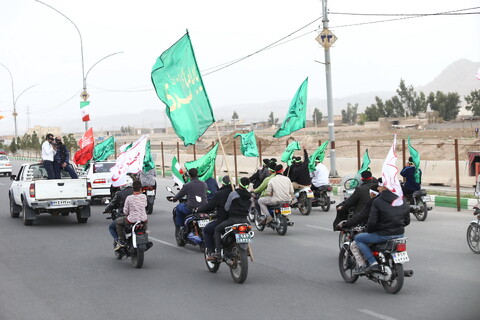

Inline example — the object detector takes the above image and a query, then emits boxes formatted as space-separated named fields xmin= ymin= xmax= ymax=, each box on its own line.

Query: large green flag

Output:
xmin=151 ymin=32 xmax=215 ymax=146
xmin=407 ymin=136 xmax=421 ymax=183
xmin=281 ymin=141 xmax=301 ymax=166
xmin=143 ymin=140 xmax=155 ymax=172
xmin=308 ymin=140 xmax=329 ymax=172
xmin=273 ymin=77 xmax=308 ymax=138
xmin=93 ymin=136 xmax=115 ymax=162
xmin=185 ymin=143 xmax=219 ymax=181
xmin=234 ymin=131 xmax=259 ymax=157
xmin=357 ymin=149 xmax=371 ymax=174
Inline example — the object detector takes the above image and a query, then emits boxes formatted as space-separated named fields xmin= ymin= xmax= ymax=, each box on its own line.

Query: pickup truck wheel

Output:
xmin=76 ymin=211 xmax=88 ymax=223
xmin=9 ymin=195 xmax=20 ymax=218
xmin=22 ymin=199 xmax=34 ymax=226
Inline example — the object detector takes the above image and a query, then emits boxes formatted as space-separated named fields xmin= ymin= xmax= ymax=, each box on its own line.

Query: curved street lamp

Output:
xmin=0 ymin=62 xmax=38 ymax=138
xmin=35 ymin=1 xmax=123 ymax=131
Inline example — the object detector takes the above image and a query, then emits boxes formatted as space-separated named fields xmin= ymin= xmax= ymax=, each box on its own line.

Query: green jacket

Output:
xmin=254 ymin=173 xmax=276 ymax=197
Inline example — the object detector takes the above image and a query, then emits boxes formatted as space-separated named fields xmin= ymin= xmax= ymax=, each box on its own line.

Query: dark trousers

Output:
xmin=203 ymin=220 xmax=218 ymax=253
xmin=53 ymin=162 xmax=78 ymax=179
xmin=43 ymin=160 xmax=55 ymax=179
xmin=214 ymin=217 xmax=247 ymax=253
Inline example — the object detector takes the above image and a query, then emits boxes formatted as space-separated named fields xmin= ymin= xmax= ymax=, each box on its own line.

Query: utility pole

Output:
xmin=317 ymin=0 xmax=338 ymax=177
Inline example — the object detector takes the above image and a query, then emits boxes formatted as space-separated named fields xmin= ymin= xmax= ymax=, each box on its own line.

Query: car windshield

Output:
xmin=0 ymin=155 xmax=9 ymax=161
xmin=93 ymin=162 xmax=115 ymax=173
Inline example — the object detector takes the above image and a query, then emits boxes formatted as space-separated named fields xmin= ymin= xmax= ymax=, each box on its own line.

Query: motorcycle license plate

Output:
xmin=281 ymin=207 xmax=291 ymax=215
xmin=392 ymin=251 xmax=409 ymax=263
xmin=422 ymin=196 xmax=430 ymax=202
xmin=146 ymin=190 xmax=155 ymax=196
xmin=197 ymin=219 xmax=210 ymax=228
xmin=235 ymin=233 xmax=252 ymax=243
xmin=307 ymin=191 xmax=314 ymax=198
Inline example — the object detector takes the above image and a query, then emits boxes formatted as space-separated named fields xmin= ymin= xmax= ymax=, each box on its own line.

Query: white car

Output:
xmin=86 ymin=161 xmax=116 ymax=201
xmin=0 ymin=154 xmax=12 ymax=176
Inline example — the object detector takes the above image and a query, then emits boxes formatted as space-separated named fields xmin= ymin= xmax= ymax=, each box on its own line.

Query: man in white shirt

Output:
xmin=41 ymin=133 xmax=56 ymax=179
xmin=310 ymin=160 xmax=329 ymax=189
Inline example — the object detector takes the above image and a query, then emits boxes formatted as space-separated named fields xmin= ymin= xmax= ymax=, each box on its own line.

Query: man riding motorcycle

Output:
xmin=196 ymin=176 xmax=233 ymax=258
xmin=287 ymin=149 xmax=311 ymax=190
xmin=258 ymin=164 xmax=294 ymax=225
xmin=400 ymin=156 xmax=422 ymax=197
xmin=168 ymin=168 xmax=208 ymax=230
xmin=310 ymin=159 xmax=329 ymax=192
xmin=333 ymin=170 xmax=377 ymax=230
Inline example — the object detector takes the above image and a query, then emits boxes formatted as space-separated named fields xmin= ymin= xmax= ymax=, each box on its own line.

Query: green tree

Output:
xmin=268 ymin=111 xmax=279 ymax=126
xmin=396 ymin=79 xmax=428 ymax=116
xmin=341 ymin=103 xmax=358 ymax=124
xmin=63 ymin=134 xmax=78 ymax=154
xmin=427 ymin=91 xmax=461 ymax=121
xmin=232 ymin=111 xmax=239 ymax=120
xmin=9 ymin=139 xmax=18 ymax=154
xmin=364 ymin=97 xmax=386 ymax=121
xmin=312 ymin=108 xmax=323 ymax=126
xmin=465 ymin=89 xmax=480 ymax=116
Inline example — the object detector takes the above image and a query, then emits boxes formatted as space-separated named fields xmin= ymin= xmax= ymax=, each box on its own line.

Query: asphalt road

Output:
xmin=0 ymin=160 xmax=478 ymax=320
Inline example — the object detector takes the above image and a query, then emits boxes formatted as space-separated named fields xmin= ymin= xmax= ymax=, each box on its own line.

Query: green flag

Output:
xmin=234 ymin=131 xmax=259 ymax=157
xmin=407 ymin=136 xmax=421 ymax=183
xmin=143 ymin=140 xmax=155 ymax=172
xmin=185 ymin=143 xmax=219 ymax=181
xmin=281 ymin=141 xmax=301 ymax=166
xmin=93 ymin=136 xmax=115 ymax=162
xmin=172 ymin=156 xmax=186 ymax=187
xmin=308 ymin=140 xmax=329 ymax=172
xmin=151 ymin=32 xmax=215 ymax=146
xmin=357 ymin=149 xmax=371 ymax=174
xmin=273 ymin=77 xmax=308 ymax=138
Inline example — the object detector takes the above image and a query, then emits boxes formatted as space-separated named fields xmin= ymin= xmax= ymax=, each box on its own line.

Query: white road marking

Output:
xmin=306 ymin=224 xmax=331 ymax=232
xmin=0 ymin=183 xmax=4 ymax=186
xmin=149 ymin=236 xmax=195 ymax=253
xmin=359 ymin=309 xmax=398 ymax=320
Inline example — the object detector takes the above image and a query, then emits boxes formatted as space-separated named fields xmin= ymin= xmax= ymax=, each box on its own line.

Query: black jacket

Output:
xmin=173 ymin=178 xmax=208 ymax=211
xmin=250 ymin=167 xmax=265 ymax=189
xmin=367 ymin=190 xmax=410 ymax=235
xmin=290 ymin=150 xmax=311 ymax=186
xmin=342 ymin=179 xmax=377 ymax=214
xmin=400 ymin=166 xmax=421 ymax=191
xmin=344 ymin=195 xmax=377 ymax=228
xmin=224 ymin=188 xmax=251 ymax=218
xmin=105 ymin=186 xmax=133 ymax=216
xmin=197 ymin=185 xmax=232 ymax=223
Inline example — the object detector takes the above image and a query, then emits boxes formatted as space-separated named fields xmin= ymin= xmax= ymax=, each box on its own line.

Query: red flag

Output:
xmin=74 ymin=128 xmax=94 ymax=165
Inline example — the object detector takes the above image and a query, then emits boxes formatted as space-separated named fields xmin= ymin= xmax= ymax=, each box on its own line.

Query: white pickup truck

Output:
xmin=8 ymin=163 xmax=92 ymax=225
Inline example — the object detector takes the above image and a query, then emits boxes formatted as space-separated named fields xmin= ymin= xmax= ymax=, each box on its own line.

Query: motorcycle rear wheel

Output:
xmin=254 ymin=210 xmax=265 ymax=231
xmin=175 ymin=225 xmax=186 ymax=246
xmin=276 ymin=216 xmax=288 ymax=236
xmin=298 ymin=194 xmax=312 ymax=215
xmin=204 ymin=249 xmax=220 ymax=272
xmin=321 ymin=195 xmax=331 ymax=212
xmin=414 ymin=200 xmax=428 ymax=221
xmin=248 ymin=207 xmax=256 ymax=222
xmin=146 ymin=201 xmax=153 ymax=215
xmin=113 ymin=242 xmax=122 ymax=260
xmin=131 ymin=248 xmax=145 ymax=268
xmin=230 ymin=244 xmax=248 ymax=284
xmin=338 ymin=247 xmax=359 ymax=283
xmin=466 ymin=224 xmax=480 ymax=254
xmin=381 ymin=264 xmax=404 ymax=294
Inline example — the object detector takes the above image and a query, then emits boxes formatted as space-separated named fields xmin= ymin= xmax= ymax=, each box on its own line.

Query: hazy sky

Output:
xmin=0 ymin=0 xmax=479 ymax=134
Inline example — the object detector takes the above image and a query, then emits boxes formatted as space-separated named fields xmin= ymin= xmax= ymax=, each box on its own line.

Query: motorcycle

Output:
xmin=338 ymin=227 xmax=414 ymax=294
xmin=252 ymin=201 xmax=294 ymax=236
xmin=311 ymin=184 xmax=336 ymax=212
xmin=142 ymin=185 xmax=156 ymax=215
xmin=166 ymin=186 xmax=210 ymax=251
xmin=106 ymin=209 xmax=153 ymax=269
xmin=404 ymin=188 xmax=432 ymax=221
xmin=204 ymin=222 xmax=254 ymax=283
xmin=467 ymin=206 xmax=480 ymax=254
xmin=291 ymin=186 xmax=314 ymax=215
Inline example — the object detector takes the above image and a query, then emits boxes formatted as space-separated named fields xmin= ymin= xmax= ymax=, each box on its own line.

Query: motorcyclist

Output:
xmin=103 ymin=176 xmax=134 ymax=247
xmin=210 ymin=177 xmax=251 ymax=261
xmin=249 ymin=158 xmax=271 ymax=189
xmin=310 ymin=159 xmax=329 ymax=194
xmin=253 ymin=162 xmax=277 ymax=197
xmin=139 ymin=168 xmax=157 ymax=191
xmin=53 ymin=137 xmax=78 ymax=179
xmin=354 ymin=179 xmax=410 ymax=273
xmin=205 ymin=177 xmax=219 ymax=201
xmin=400 ymin=156 xmax=422 ymax=197
xmin=197 ymin=176 xmax=233 ymax=259
xmin=258 ymin=164 xmax=295 ymax=225
xmin=289 ymin=149 xmax=311 ymax=190
xmin=168 ymin=168 xmax=208 ymax=230
xmin=333 ymin=170 xmax=377 ymax=230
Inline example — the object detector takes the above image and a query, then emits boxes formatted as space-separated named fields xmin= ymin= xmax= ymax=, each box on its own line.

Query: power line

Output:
xmin=330 ymin=7 xmax=480 ymax=16
xmin=30 ymin=90 xmax=80 ymax=114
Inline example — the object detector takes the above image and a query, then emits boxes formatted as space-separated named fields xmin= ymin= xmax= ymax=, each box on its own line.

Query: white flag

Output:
xmin=110 ymin=135 xmax=148 ymax=187
xmin=381 ymin=135 xmax=404 ymax=206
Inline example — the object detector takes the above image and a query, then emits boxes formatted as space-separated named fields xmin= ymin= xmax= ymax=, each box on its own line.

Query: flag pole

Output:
xmin=214 ymin=122 xmax=235 ymax=191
